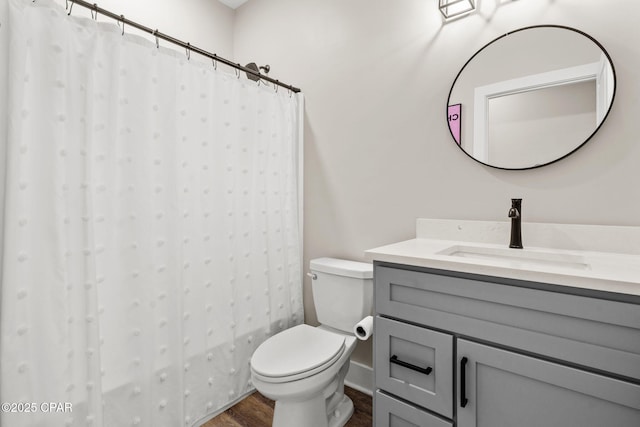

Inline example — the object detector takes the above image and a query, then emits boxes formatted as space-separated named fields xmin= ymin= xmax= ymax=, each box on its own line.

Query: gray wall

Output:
xmin=233 ymin=0 xmax=640 ymax=366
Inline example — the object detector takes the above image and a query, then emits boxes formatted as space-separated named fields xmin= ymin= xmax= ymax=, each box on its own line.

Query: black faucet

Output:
xmin=508 ymin=198 xmax=523 ymax=249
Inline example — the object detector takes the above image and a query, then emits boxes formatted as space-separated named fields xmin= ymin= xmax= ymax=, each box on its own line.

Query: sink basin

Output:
xmin=437 ymin=245 xmax=591 ymax=270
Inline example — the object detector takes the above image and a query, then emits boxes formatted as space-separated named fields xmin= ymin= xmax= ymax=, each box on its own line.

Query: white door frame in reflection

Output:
xmin=472 ymin=56 xmax=614 ymax=163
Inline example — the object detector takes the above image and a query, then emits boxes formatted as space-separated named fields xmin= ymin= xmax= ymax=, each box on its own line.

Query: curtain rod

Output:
xmin=63 ymin=0 xmax=301 ymax=93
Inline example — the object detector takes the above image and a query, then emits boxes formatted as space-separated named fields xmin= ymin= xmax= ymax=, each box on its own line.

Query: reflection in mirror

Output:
xmin=447 ymin=25 xmax=616 ymax=170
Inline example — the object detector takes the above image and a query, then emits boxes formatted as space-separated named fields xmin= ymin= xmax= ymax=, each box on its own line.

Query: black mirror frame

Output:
xmin=446 ymin=25 xmax=617 ymax=171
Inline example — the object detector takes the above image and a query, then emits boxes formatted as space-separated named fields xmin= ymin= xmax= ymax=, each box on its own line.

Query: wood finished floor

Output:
xmin=202 ymin=386 xmax=372 ymax=427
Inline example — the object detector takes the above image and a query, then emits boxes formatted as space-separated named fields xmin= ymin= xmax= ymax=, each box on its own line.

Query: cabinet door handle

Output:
xmin=460 ymin=356 xmax=469 ymax=408
xmin=390 ymin=355 xmax=433 ymax=375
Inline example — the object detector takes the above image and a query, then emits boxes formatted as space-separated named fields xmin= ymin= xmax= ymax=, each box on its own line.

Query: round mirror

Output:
xmin=447 ymin=25 xmax=616 ymax=170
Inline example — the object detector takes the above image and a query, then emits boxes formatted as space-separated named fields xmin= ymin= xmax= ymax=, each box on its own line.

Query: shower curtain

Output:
xmin=0 ymin=1 xmax=303 ymax=426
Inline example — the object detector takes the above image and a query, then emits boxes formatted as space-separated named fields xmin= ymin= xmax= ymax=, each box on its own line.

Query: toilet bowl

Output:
xmin=251 ymin=325 xmax=357 ymax=427
xmin=250 ymin=258 xmax=373 ymax=427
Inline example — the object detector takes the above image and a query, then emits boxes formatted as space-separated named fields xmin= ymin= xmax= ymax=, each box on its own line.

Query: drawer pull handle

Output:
xmin=460 ymin=357 xmax=469 ymax=408
xmin=390 ymin=355 xmax=433 ymax=375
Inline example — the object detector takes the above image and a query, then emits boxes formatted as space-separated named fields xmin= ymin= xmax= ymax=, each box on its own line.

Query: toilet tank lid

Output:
xmin=310 ymin=257 xmax=373 ymax=279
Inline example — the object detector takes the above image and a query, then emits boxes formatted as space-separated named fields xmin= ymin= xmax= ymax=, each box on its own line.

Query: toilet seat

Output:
xmin=251 ymin=324 xmax=346 ymax=383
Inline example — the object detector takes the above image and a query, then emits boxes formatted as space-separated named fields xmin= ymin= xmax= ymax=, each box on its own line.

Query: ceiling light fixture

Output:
xmin=439 ymin=0 xmax=476 ymax=19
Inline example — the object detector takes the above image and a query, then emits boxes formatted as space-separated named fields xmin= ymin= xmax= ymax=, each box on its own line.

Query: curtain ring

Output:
xmin=186 ymin=43 xmax=191 ymax=60
xmin=120 ymin=15 xmax=125 ymax=35
xmin=153 ymin=29 xmax=159 ymax=49
xmin=212 ymin=54 xmax=218 ymax=70
xmin=91 ymin=3 xmax=98 ymax=20
xmin=235 ymin=67 xmax=240 ymax=79
xmin=274 ymin=81 xmax=279 ymax=93
xmin=67 ymin=0 xmax=74 ymax=16
xmin=289 ymin=88 xmax=293 ymax=98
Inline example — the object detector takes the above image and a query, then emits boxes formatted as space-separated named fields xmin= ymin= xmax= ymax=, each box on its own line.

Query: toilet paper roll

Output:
xmin=354 ymin=316 xmax=374 ymax=341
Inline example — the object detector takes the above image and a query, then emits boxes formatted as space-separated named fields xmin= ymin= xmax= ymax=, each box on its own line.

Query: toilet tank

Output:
xmin=309 ymin=257 xmax=373 ymax=333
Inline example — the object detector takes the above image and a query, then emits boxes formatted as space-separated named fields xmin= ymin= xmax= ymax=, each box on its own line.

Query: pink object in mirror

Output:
xmin=448 ymin=104 xmax=461 ymax=145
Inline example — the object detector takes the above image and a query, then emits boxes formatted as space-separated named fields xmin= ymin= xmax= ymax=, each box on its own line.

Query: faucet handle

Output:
xmin=509 ymin=198 xmax=522 ymax=218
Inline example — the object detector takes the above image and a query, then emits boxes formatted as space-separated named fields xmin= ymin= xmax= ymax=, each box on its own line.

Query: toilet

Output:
xmin=250 ymin=257 xmax=373 ymax=427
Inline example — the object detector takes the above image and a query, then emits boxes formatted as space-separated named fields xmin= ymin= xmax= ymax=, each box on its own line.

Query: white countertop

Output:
xmin=365 ymin=220 xmax=640 ymax=298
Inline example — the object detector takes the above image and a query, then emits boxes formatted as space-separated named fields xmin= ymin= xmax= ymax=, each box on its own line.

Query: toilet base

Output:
xmin=328 ymin=394 xmax=354 ymax=427
xmin=272 ymin=394 xmax=354 ymax=427
xmin=269 ymin=361 xmax=354 ymax=427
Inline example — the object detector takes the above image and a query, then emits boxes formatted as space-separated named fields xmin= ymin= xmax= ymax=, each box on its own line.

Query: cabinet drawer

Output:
xmin=374 ymin=316 xmax=453 ymax=418
xmin=375 ymin=391 xmax=452 ymax=427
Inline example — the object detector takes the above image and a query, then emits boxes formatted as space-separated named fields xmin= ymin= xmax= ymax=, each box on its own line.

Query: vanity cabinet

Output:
xmin=373 ymin=263 xmax=640 ymax=427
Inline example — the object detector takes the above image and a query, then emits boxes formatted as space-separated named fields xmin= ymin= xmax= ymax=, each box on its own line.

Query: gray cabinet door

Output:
xmin=457 ymin=339 xmax=640 ymax=427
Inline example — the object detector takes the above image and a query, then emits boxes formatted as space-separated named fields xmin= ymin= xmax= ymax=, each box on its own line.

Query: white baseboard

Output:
xmin=345 ymin=360 xmax=373 ymax=396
